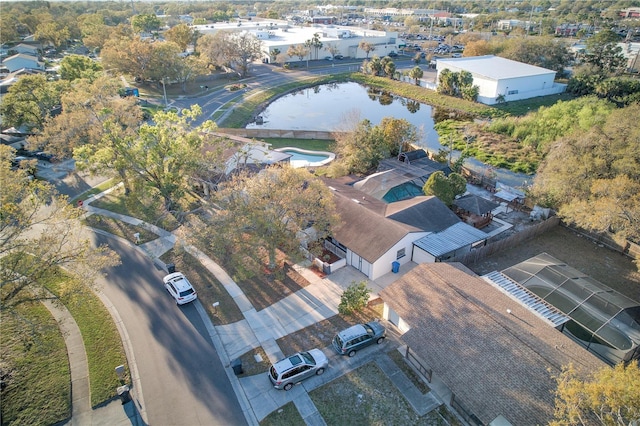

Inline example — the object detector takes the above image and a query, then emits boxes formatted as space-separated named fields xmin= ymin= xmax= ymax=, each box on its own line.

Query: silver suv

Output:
xmin=332 ymin=322 xmax=386 ymax=357
xmin=268 ymin=349 xmax=328 ymax=391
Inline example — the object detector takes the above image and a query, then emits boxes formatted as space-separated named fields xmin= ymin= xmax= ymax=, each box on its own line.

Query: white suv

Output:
xmin=163 ymin=272 xmax=197 ymax=305
xmin=268 ymin=349 xmax=328 ymax=390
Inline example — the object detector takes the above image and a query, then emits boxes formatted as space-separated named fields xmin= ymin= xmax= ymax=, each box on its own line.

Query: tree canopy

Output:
xmin=532 ymin=103 xmax=640 ymax=250
xmin=0 ymin=145 xmax=119 ymax=312
xmin=0 ymin=74 xmax=68 ymax=131
xmin=203 ymin=166 xmax=338 ymax=271
xmin=198 ymin=30 xmax=262 ymax=77
xmin=59 ymin=54 xmax=103 ymax=82
xmin=75 ymin=106 xmax=219 ymax=213
xmin=422 ymin=171 xmax=467 ymax=206
xmin=334 ymin=118 xmax=421 ymax=175
xmin=551 ymin=361 xmax=640 ymax=426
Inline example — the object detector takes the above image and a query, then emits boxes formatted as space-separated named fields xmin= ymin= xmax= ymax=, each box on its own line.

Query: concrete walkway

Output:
xmin=61 ymin=194 xmax=446 ymax=425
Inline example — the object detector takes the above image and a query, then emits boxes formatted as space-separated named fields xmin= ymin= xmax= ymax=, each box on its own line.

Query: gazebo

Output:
xmin=453 ymin=194 xmax=499 ymax=229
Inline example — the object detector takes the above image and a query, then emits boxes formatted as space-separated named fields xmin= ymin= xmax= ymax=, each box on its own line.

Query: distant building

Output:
xmin=194 ymin=21 xmax=401 ymax=63
xmin=620 ymin=7 xmax=640 ymax=18
xmin=1 ymin=53 xmax=45 ymax=72
xmin=436 ymin=55 xmax=565 ymax=105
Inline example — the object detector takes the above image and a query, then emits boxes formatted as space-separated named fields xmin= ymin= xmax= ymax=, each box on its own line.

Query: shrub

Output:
xmin=338 ymin=281 xmax=370 ymax=316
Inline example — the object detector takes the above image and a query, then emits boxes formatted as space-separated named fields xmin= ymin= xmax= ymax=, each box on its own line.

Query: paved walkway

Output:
xmin=57 ymin=191 xmax=448 ymax=425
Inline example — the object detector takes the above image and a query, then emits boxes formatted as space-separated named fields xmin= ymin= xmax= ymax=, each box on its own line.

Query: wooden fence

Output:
xmin=452 ymin=216 xmax=560 ymax=266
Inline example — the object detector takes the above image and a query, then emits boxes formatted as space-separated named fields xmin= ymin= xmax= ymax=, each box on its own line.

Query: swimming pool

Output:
xmin=275 ymin=147 xmax=335 ymax=168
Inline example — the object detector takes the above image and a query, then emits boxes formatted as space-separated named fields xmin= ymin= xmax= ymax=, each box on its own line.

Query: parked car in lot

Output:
xmin=388 ymin=51 xmax=398 ymax=57
xmin=334 ymin=54 xmax=344 ymax=60
xmin=163 ymin=272 xmax=197 ymax=305
xmin=332 ymin=321 xmax=386 ymax=357
xmin=324 ymin=56 xmax=333 ymax=61
xmin=268 ymin=349 xmax=328 ymax=390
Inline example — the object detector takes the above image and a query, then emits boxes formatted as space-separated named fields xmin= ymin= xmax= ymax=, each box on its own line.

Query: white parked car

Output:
xmin=268 ymin=349 xmax=328 ymax=390
xmin=163 ymin=272 xmax=197 ymax=305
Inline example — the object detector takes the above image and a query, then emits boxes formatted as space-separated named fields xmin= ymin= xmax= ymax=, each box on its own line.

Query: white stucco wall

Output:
xmin=369 ymin=232 xmax=426 ymax=280
xmin=412 ymin=245 xmax=436 ymax=264
xmin=436 ymin=56 xmax=565 ymax=105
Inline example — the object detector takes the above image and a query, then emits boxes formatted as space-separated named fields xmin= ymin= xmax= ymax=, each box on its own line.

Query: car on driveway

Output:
xmin=332 ymin=321 xmax=386 ymax=357
xmin=163 ymin=272 xmax=197 ymax=305
xmin=268 ymin=349 xmax=328 ymax=390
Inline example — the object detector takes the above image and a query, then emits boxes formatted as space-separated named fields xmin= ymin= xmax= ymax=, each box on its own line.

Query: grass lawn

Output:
xmin=260 ymin=402 xmax=305 ymax=426
xmin=89 ymin=186 xmax=181 ymax=232
xmin=69 ymin=178 xmax=117 ymax=204
xmin=310 ymin=362 xmax=451 ymax=426
xmin=44 ymin=273 xmax=129 ymax=407
xmin=83 ymin=215 xmax=158 ymax=245
xmin=1 ymin=302 xmax=71 ymax=425
xmin=261 ymin=138 xmax=335 ymax=152
xmin=159 ymin=248 xmax=245 ymax=326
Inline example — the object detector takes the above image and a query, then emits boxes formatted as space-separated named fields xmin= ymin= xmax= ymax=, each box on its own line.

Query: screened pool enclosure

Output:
xmin=490 ymin=253 xmax=640 ymax=365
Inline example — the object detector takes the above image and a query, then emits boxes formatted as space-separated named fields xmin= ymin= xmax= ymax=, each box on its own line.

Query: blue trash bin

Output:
xmin=392 ymin=261 xmax=400 ymax=273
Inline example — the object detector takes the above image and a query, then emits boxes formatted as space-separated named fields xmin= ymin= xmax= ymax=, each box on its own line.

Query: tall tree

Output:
xmin=101 ymin=36 xmax=155 ymax=82
xmin=164 ymin=23 xmax=196 ymax=52
xmin=198 ymin=30 xmax=262 ymax=77
xmin=76 ymin=106 xmax=218 ymax=213
xmin=551 ymin=361 xmax=640 ymax=426
xmin=204 ymin=166 xmax=338 ymax=270
xmin=59 ymin=54 xmax=103 ymax=82
xmin=286 ymin=44 xmax=310 ymax=63
xmin=358 ymin=41 xmax=376 ymax=59
xmin=32 ymin=76 xmax=140 ymax=160
xmin=306 ymin=32 xmax=323 ymax=60
xmin=409 ymin=66 xmax=424 ymax=85
xmin=0 ymin=145 xmax=119 ymax=312
xmin=422 ymin=171 xmax=467 ymax=206
xmin=532 ymin=104 xmax=640 ymax=249
xmin=131 ymin=14 xmax=161 ymax=34
xmin=34 ymin=21 xmax=70 ymax=49
xmin=584 ymin=29 xmax=626 ymax=75
xmin=0 ymin=74 xmax=68 ymax=131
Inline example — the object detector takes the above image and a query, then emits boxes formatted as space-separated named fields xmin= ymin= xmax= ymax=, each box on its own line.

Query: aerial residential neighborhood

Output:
xmin=1 ymin=1 xmax=639 ymax=425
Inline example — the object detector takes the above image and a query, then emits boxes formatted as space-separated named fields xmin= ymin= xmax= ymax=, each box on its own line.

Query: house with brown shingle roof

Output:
xmin=379 ymin=262 xmax=607 ymax=426
xmin=324 ymin=179 xmax=486 ymax=279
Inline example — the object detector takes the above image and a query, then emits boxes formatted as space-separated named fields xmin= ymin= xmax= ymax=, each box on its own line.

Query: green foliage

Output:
xmin=1 ymin=302 xmax=71 ymax=425
xmin=131 ymin=14 xmax=161 ymax=33
xmin=0 ymin=74 xmax=68 ymax=131
xmin=532 ymin=104 xmax=640 ymax=247
xmin=437 ymin=69 xmax=479 ymax=101
xmin=338 ymin=281 xmax=370 ymax=316
xmin=422 ymin=171 xmax=467 ymax=206
xmin=486 ymin=97 xmax=615 ymax=155
xmin=44 ymin=272 xmax=128 ymax=407
xmin=59 ymin=54 xmax=103 ymax=81
xmin=334 ymin=117 xmax=420 ymax=175
xmin=551 ymin=361 xmax=640 ymax=426
xmin=208 ymin=166 xmax=339 ymax=271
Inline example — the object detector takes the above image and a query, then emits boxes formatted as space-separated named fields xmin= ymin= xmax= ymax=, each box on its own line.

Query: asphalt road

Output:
xmin=94 ymin=233 xmax=246 ymax=425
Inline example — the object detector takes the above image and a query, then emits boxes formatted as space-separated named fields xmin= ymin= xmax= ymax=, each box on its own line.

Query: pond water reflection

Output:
xmin=247 ymin=82 xmax=531 ymax=187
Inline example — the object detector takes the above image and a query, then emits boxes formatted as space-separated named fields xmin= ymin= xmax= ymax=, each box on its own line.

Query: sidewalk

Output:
xmin=68 ymin=199 xmax=444 ymax=425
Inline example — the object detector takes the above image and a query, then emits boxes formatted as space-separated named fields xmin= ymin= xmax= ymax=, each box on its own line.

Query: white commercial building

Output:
xmin=194 ymin=20 xmax=401 ymax=63
xmin=436 ymin=55 xmax=566 ymax=105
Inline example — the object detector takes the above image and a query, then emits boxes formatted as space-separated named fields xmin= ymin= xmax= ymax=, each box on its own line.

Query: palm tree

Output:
xmin=409 ymin=66 xmax=424 ymax=85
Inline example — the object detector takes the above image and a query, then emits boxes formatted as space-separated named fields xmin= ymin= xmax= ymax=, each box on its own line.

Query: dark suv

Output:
xmin=332 ymin=322 xmax=386 ymax=357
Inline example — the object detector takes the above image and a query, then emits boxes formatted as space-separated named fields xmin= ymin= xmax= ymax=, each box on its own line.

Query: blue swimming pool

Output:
xmin=282 ymin=150 xmax=330 ymax=162
xmin=275 ymin=147 xmax=335 ymax=168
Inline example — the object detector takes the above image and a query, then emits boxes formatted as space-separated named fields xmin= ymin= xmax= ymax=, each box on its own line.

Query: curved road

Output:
xmin=95 ymin=233 xmax=246 ymax=425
